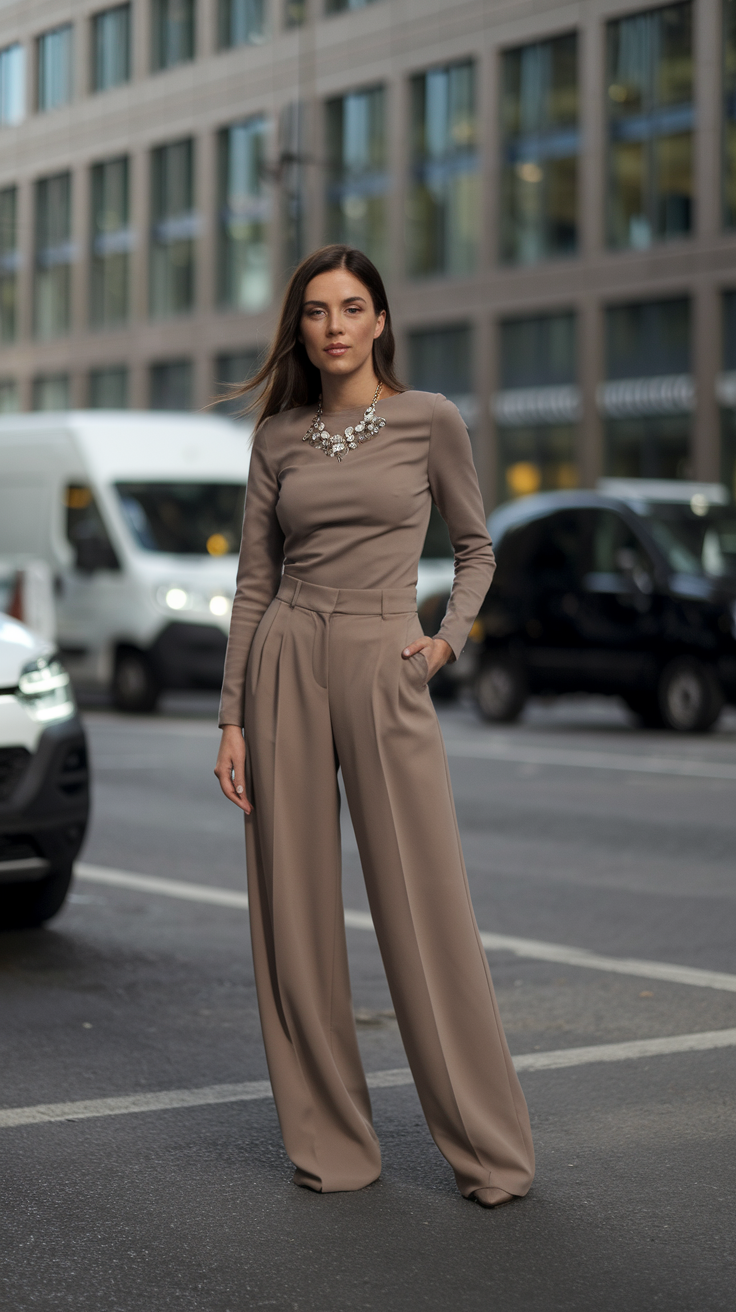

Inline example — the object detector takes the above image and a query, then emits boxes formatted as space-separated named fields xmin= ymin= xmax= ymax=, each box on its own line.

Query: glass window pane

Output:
xmin=499 ymin=313 xmax=577 ymax=389
xmin=218 ymin=0 xmax=266 ymax=47
xmin=407 ymin=62 xmax=479 ymax=278
xmin=0 ymin=378 xmax=18 ymax=412
xmin=93 ymin=5 xmax=131 ymax=92
xmin=605 ymin=298 xmax=690 ymax=378
xmin=326 ymin=0 xmax=379 ymax=12
xmin=150 ymin=360 xmax=192 ymax=409
xmin=606 ymin=3 xmax=693 ymax=249
xmin=151 ymin=0 xmax=194 ymax=71
xmin=499 ymin=427 xmax=579 ymax=499
xmin=0 ymin=44 xmax=25 ymax=125
xmin=89 ymin=366 xmax=128 ymax=407
xmin=0 ymin=186 xmax=18 ymax=343
xmin=500 ymin=34 xmax=579 ymax=265
xmin=326 ymin=86 xmax=387 ymax=270
xmin=214 ymin=350 xmax=260 ymax=416
xmin=218 ymin=119 xmax=271 ymax=312
xmin=33 ymin=374 xmax=70 ymax=410
xmin=284 ymin=0 xmax=306 ymax=26
xmin=34 ymin=173 xmax=73 ymax=339
xmin=91 ymin=157 xmax=130 ymax=327
xmin=150 ymin=140 xmax=195 ymax=318
xmin=724 ymin=0 xmax=736 ymax=226
xmin=37 ymin=25 xmax=73 ymax=112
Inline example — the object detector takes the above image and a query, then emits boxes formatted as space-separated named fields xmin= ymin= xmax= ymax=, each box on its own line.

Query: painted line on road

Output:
xmin=75 ymin=864 xmax=736 ymax=994
xmin=3 ymin=1028 xmax=735 ymax=1130
xmin=443 ymin=739 xmax=736 ymax=782
xmin=76 ymin=864 xmax=249 ymax=909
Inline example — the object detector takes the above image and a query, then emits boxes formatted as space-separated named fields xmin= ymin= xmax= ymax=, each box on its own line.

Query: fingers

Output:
xmin=402 ymin=637 xmax=432 ymax=658
xmin=214 ymin=731 xmax=252 ymax=814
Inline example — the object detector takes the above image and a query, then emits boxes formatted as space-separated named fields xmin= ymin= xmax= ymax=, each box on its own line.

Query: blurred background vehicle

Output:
xmin=0 ymin=411 xmax=251 ymax=713
xmin=0 ymin=613 xmax=88 ymax=929
xmin=468 ymin=480 xmax=736 ymax=732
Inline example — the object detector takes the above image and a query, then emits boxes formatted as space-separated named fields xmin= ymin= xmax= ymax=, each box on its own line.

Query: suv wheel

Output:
xmin=657 ymin=658 xmax=723 ymax=733
xmin=113 ymin=648 xmax=161 ymax=713
xmin=0 ymin=865 xmax=73 ymax=931
xmin=475 ymin=654 xmax=527 ymax=723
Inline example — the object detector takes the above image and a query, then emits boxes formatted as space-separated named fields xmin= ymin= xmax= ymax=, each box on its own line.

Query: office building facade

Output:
xmin=0 ymin=0 xmax=735 ymax=506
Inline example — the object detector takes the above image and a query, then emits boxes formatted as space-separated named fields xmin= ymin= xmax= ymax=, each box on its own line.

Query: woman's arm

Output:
xmin=218 ymin=425 xmax=284 ymax=729
xmin=215 ymin=426 xmax=283 ymax=812
xmin=425 ymin=394 xmax=496 ymax=660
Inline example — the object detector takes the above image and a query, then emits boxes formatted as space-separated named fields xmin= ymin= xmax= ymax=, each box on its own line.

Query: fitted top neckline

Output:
xmin=316 ymin=391 xmax=408 ymax=421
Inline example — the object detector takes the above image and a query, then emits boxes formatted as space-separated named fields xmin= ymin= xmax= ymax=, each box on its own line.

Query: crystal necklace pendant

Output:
xmin=303 ymin=381 xmax=386 ymax=461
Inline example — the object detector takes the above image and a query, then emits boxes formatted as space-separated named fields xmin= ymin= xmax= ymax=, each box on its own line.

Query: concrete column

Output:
xmin=195 ymin=128 xmax=217 ymax=410
xmin=476 ymin=312 xmax=496 ymax=511
xmin=692 ymin=0 xmax=722 ymax=480
xmin=578 ymin=294 xmax=604 ymax=487
xmin=577 ymin=8 xmax=605 ymax=487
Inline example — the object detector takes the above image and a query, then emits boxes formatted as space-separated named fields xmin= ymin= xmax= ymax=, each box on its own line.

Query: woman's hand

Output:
xmin=401 ymin=636 xmax=453 ymax=682
xmin=214 ymin=724 xmax=252 ymax=814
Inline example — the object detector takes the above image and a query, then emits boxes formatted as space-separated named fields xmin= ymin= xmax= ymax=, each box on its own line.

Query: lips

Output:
xmin=325 ymin=345 xmax=349 ymax=355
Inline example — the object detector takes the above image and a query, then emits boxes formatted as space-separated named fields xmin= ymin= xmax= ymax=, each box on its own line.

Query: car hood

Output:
xmin=0 ymin=614 xmax=54 ymax=687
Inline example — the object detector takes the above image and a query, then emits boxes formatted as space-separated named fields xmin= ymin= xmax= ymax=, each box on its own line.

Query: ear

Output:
xmin=373 ymin=310 xmax=386 ymax=341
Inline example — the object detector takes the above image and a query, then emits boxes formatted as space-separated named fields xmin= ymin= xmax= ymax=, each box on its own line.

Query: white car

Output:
xmin=0 ymin=614 xmax=88 ymax=929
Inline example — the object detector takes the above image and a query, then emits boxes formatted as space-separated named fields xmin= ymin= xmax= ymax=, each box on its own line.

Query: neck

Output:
xmin=320 ymin=361 xmax=381 ymax=413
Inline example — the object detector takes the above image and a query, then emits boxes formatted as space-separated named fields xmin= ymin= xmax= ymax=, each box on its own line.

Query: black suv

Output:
xmin=473 ymin=483 xmax=736 ymax=732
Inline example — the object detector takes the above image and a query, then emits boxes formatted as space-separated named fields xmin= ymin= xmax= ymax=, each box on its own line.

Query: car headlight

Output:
xmin=156 ymin=585 xmax=194 ymax=612
xmin=18 ymin=656 xmax=76 ymax=722
xmin=209 ymin=594 xmax=230 ymax=617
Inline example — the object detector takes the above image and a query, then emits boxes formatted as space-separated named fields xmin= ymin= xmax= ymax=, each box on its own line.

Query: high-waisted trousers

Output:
xmin=243 ymin=574 xmax=535 ymax=1197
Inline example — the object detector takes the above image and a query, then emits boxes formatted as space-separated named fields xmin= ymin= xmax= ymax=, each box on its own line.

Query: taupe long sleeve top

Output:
xmin=218 ymin=390 xmax=495 ymax=727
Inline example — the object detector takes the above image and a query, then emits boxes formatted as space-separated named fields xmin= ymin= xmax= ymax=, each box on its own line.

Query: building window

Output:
xmin=326 ymin=0 xmax=378 ymax=12
xmin=37 ymin=25 xmax=73 ymax=112
xmin=90 ymin=365 xmax=128 ymax=407
xmin=0 ymin=43 xmax=25 ymax=125
xmin=93 ymin=5 xmax=131 ymax=92
xmin=500 ymin=34 xmax=579 ymax=266
xmin=218 ymin=0 xmax=266 ymax=47
xmin=33 ymin=374 xmax=70 ymax=411
xmin=91 ymin=157 xmax=131 ymax=327
xmin=407 ymin=325 xmax=475 ymax=424
xmin=150 ymin=359 xmax=192 ymax=409
xmin=724 ymin=0 xmax=736 ymax=226
xmin=0 ymin=379 xmax=18 ymax=411
xmin=718 ymin=293 xmax=736 ymax=495
xmin=602 ymin=298 xmax=692 ymax=478
xmin=280 ymin=101 xmax=306 ymax=271
xmin=0 ymin=187 xmax=18 ymax=342
xmin=150 ymin=139 xmax=196 ymax=318
xmin=606 ymin=3 xmax=693 ymax=250
xmin=407 ymin=62 xmax=478 ymax=279
xmin=494 ymin=313 xmax=579 ymax=499
xmin=215 ymin=349 xmax=260 ymax=416
xmin=151 ymin=0 xmax=195 ymax=71
xmin=284 ymin=0 xmax=306 ymax=27
xmin=218 ymin=118 xmax=271 ymax=312
xmin=326 ymin=86 xmax=387 ymax=269
xmin=34 ymin=173 xmax=73 ymax=340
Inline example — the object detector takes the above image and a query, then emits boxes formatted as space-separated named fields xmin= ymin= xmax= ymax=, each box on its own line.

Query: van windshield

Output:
xmin=115 ymin=482 xmax=246 ymax=555
xmin=639 ymin=503 xmax=736 ymax=579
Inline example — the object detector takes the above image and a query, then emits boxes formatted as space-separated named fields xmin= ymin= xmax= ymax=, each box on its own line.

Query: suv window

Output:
xmin=66 ymin=485 xmax=120 ymax=571
xmin=592 ymin=510 xmax=653 ymax=575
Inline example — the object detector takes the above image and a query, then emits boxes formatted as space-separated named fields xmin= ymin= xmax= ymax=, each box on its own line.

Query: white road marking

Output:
xmin=443 ymin=739 xmax=736 ymax=782
xmin=76 ymin=864 xmax=249 ymax=909
xmin=3 ymin=1029 xmax=735 ymax=1131
xmin=75 ymin=864 xmax=736 ymax=994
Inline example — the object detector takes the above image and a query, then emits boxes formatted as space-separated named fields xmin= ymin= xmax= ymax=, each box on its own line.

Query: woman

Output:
xmin=214 ymin=245 xmax=534 ymax=1207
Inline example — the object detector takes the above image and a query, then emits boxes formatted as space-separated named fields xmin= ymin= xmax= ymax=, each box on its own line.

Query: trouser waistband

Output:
xmin=277 ymin=574 xmax=416 ymax=616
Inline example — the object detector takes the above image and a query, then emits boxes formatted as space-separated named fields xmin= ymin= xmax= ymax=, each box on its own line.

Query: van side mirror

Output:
xmin=74 ymin=536 xmax=120 ymax=573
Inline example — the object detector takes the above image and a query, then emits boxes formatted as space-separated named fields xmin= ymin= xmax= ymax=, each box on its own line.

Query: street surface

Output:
xmin=1 ymin=692 xmax=735 ymax=1311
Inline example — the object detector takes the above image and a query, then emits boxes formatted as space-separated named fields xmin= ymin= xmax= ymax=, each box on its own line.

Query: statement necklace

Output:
xmin=303 ymin=381 xmax=386 ymax=461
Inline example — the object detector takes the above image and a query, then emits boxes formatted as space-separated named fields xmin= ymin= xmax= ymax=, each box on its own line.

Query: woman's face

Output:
xmin=299 ymin=268 xmax=386 ymax=381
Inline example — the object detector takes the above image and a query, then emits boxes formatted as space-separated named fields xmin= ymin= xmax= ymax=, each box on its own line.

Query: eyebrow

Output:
xmin=302 ymin=296 xmax=367 ymax=307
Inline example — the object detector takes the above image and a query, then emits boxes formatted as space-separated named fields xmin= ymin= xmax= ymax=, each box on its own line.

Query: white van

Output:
xmin=0 ymin=411 xmax=251 ymax=712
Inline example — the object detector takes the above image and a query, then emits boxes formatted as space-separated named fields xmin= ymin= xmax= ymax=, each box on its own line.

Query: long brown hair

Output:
xmin=227 ymin=245 xmax=404 ymax=428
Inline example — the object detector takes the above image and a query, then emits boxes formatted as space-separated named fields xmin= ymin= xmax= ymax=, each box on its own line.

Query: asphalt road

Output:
xmin=1 ymin=692 xmax=735 ymax=1311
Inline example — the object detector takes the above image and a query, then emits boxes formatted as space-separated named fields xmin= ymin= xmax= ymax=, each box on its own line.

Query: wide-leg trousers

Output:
xmin=243 ymin=574 xmax=535 ymax=1197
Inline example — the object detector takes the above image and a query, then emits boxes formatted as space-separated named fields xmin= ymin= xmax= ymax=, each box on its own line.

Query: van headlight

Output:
xmin=157 ymin=585 xmax=194 ymax=612
xmin=18 ymin=657 xmax=76 ymax=723
xmin=209 ymin=594 xmax=230 ymax=617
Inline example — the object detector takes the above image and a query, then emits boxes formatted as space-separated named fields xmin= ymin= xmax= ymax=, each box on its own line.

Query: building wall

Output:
xmin=0 ymin=0 xmax=734 ymax=506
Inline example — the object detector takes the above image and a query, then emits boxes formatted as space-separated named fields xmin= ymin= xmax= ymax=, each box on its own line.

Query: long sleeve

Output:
xmin=427 ymin=394 xmax=496 ymax=660
xmin=218 ymin=424 xmax=284 ymax=727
